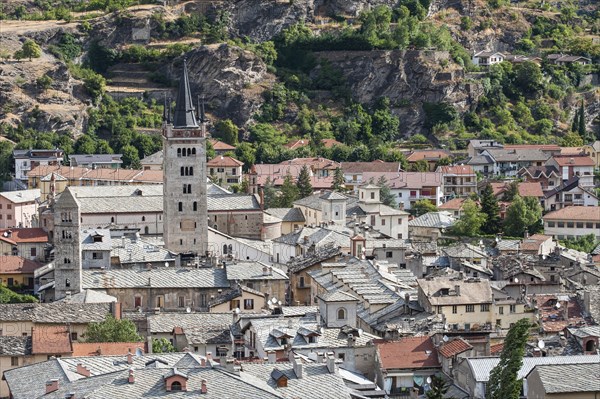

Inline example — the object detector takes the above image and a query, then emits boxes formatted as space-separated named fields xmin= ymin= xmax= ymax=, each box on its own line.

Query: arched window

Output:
xmin=178 ymin=202 xmax=183 ymax=212
xmin=228 ymin=244 xmax=233 ymax=253
xmin=170 ymin=381 xmax=182 ymax=391
xmin=586 ymin=339 xmax=596 ymax=352
xmin=192 ymin=148 xmax=196 ymax=155
xmin=193 ymin=202 xmax=197 ymax=211
xmin=142 ymin=216 xmax=146 ymax=222
xmin=337 ymin=308 xmax=347 ymax=320
xmin=65 ymin=278 xmax=71 ymax=288
xmin=187 ymin=148 xmax=191 ymax=156
xmin=144 ymin=226 xmax=149 ymax=235
xmin=223 ymin=244 xmax=228 ymax=254
xmin=183 ymin=184 xmax=187 ymax=194
xmin=177 ymin=148 xmax=181 ymax=157
xmin=189 ymin=167 xmax=194 ymax=176
xmin=111 ymin=217 xmax=115 ymax=223
xmin=181 ymin=166 xmax=185 ymax=176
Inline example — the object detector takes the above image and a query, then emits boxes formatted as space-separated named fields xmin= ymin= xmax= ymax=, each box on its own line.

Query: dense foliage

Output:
xmin=0 ymin=285 xmax=38 ymax=303
xmin=85 ymin=315 xmax=143 ymax=343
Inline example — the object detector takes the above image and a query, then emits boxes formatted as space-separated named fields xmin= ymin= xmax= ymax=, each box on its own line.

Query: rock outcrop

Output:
xmin=312 ymin=50 xmax=483 ymax=135
xmin=164 ymin=43 xmax=275 ymax=126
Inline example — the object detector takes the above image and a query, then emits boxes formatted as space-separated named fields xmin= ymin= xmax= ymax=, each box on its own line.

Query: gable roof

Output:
xmin=0 ymin=189 xmax=40 ymax=204
xmin=530 ymin=363 xmax=600 ymax=394
xmin=0 ymin=256 xmax=41 ymax=274
xmin=265 ymin=208 xmax=306 ymax=223
xmin=340 ymin=161 xmax=401 ymax=174
xmin=208 ymin=139 xmax=236 ymax=151
xmin=438 ymin=338 xmax=472 ymax=358
xmin=82 ymin=268 xmax=230 ymax=289
xmin=543 ymin=206 xmax=600 ymax=222
xmin=490 ymin=182 xmax=544 ymax=198
xmin=406 ymin=150 xmax=452 ymax=162
xmin=417 ymin=277 xmax=493 ymax=305
xmin=408 ymin=211 xmax=456 ymax=228
xmin=207 ymin=156 xmax=244 ymax=167
xmin=551 ymin=155 xmax=595 ymax=167
xmin=436 ymin=165 xmax=475 ymax=175
xmin=376 ymin=337 xmax=440 ymax=370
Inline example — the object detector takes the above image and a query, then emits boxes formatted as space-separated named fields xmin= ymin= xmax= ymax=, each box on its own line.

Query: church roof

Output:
xmin=172 ymin=59 xmax=198 ymax=128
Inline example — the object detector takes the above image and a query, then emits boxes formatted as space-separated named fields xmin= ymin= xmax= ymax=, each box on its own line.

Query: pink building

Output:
xmin=0 ymin=189 xmax=40 ymax=229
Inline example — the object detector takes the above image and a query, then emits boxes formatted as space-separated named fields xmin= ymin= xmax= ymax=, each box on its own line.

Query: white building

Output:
xmin=472 ymin=51 xmax=505 ymax=67
xmin=13 ymin=149 xmax=63 ymax=184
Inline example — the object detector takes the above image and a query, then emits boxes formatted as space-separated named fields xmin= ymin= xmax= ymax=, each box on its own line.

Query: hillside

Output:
xmin=0 ymin=0 xmax=598 ymax=170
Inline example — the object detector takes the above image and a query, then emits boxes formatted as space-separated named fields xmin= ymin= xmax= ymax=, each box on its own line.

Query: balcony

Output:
xmin=296 ymin=282 xmax=310 ymax=289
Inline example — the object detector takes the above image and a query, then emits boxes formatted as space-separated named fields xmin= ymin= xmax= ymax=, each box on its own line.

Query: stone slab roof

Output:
xmin=0 ymin=303 xmax=110 ymax=324
xmin=82 ymin=268 xmax=230 ymax=289
xmin=225 ymin=262 xmax=287 ymax=281
xmin=0 ymin=336 xmax=31 ymax=356
xmin=408 ymin=211 xmax=456 ymax=228
xmin=265 ymin=208 xmax=306 ymax=223
xmin=417 ymin=277 xmax=493 ymax=305
xmin=531 ymin=363 xmax=600 ymax=393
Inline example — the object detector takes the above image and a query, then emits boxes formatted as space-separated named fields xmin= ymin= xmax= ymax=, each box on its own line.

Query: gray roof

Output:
xmin=566 ymin=325 xmax=600 ymax=339
xmin=0 ymin=189 xmax=40 ymax=203
xmin=172 ymin=59 xmax=198 ymax=128
xmin=148 ymin=312 xmax=234 ymax=345
xmin=531 ymin=363 xmax=600 ymax=393
xmin=206 ymin=194 xmax=261 ymax=211
xmin=287 ymin=245 xmax=342 ymax=273
xmin=467 ymin=154 xmax=494 ymax=165
xmin=81 ymin=229 xmax=112 ymax=251
xmin=225 ymin=262 xmax=288 ymax=281
xmin=207 ymin=182 xmax=231 ymax=195
xmin=69 ymin=154 xmax=123 ymax=165
xmin=265 ymin=208 xmax=306 ymax=223
xmin=0 ymin=336 xmax=31 ymax=356
xmin=0 ymin=303 xmax=110 ymax=324
xmin=318 ymin=291 xmax=359 ymax=302
xmin=417 ymin=277 xmax=493 ymax=305
xmin=484 ymin=148 xmax=550 ymax=162
xmin=82 ymin=268 xmax=230 ymax=289
xmin=58 ymin=289 xmax=117 ymax=304
xmin=465 ymin=354 xmax=600 ymax=382
xmin=111 ymin=236 xmax=175 ymax=265
xmin=408 ymin=211 xmax=456 ymax=228
xmin=140 ymin=150 xmax=163 ymax=165
xmin=442 ymin=243 xmax=488 ymax=259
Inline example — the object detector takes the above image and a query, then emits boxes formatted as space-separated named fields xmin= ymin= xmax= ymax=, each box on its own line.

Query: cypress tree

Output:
xmin=481 ymin=183 xmax=501 ymax=234
xmin=578 ymin=100 xmax=586 ymax=141
xmin=297 ymin=165 xmax=313 ymax=198
xmin=571 ymin=109 xmax=579 ymax=133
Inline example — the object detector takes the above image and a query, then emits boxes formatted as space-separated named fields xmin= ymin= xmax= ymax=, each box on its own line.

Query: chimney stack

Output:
xmin=128 ymin=368 xmax=135 ymax=384
xmin=127 ymin=350 xmax=133 ymax=364
xmin=206 ymin=352 xmax=212 ymax=361
xmin=225 ymin=358 xmax=236 ymax=374
xmin=267 ymin=351 xmax=276 ymax=364
xmin=201 ymin=379 xmax=208 ymax=394
xmin=292 ymin=355 xmax=303 ymax=379
xmin=326 ymin=352 xmax=337 ymax=374
xmin=404 ymin=293 xmax=410 ymax=314
xmin=46 ymin=379 xmax=59 ymax=394
xmin=316 ymin=352 xmax=324 ymax=363
xmin=455 ymin=285 xmax=461 ymax=296
xmin=347 ymin=333 xmax=355 ymax=347
xmin=262 ymin=265 xmax=269 ymax=276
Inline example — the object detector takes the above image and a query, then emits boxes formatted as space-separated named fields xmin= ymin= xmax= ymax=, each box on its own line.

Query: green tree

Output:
xmin=377 ymin=175 xmax=397 ymax=207
xmin=451 ymin=199 xmax=486 ymax=237
xmin=332 ymin=167 xmax=345 ymax=191
xmin=262 ymin=177 xmax=278 ymax=209
xmin=502 ymin=181 xmax=520 ymax=202
xmin=297 ymin=165 xmax=313 ymax=198
xmin=235 ymin=142 xmax=256 ymax=168
xmin=214 ymin=119 xmax=239 ymax=145
xmin=85 ymin=315 xmax=143 ymax=343
xmin=487 ymin=318 xmax=531 ymax=399
xmin=277 ymin=172 xmax=300 ymax=207
xmin=122 ymin=144 xmax=141 ymax=169
xmin=578 ymin=100 xmax=586 ymax=141
xmin=561 ymin=131 xmax=584 ymax=147
xmin=480 ymin=183 xmax=501 ymax=234
xmin=152 ymin=338 xmax=175 ymax=353
xmin=18 ymin=39 xmax=42 ymax=61
xmin=426 ymin=375 xmax=451 ymax=399
xmin=411 ymin=199 xmax=437 ymax=217
xmin=0 ymin=285 xmax=38 ymax=303
xmin=561 ymin=234 xmax=600 ymax=253
xmin=36 ymin=75 xmax=53 ymax=92
xmin=503 ymin=195 xmax=542 ymax=237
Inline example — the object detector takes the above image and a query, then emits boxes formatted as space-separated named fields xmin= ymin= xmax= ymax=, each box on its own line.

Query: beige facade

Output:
xmin=0 ymin=190 xmax=40 ymax=229
xmin=209 ymin=289 xmax=266 ymax=313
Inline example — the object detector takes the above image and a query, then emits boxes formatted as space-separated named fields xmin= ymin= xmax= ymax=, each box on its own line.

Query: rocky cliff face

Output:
xmin=163 ymin=43 xmax=275 ymax=127
xmin=312 ymin=50 xmax=483 ymax=135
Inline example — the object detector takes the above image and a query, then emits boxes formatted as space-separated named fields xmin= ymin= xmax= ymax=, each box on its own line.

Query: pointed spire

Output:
xmin=173 ymin=58 xmax=198 ymax=128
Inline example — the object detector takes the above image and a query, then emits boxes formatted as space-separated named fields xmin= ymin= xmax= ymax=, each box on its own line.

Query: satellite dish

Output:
xmin=234 ymin=307 xmax=240 ymax=314
xmin=555 ymin=302 xmax=561 ymax=309
xmin=135 ymin=348 xmax=143 ymax=357
xmin=164 ymin=262 xmax=169 ymax=267
xmin=320 ymin=327 xmax=325 ymax=334
xmin=514 ymin=278 xmax=519 ymax=283
xmin=443 ymin=335 xmax=449 ymax=342
xmin=271 ymin=297 xmax=278 ymax=304
xmin=186 ymin=307 xmax=191 ymax=313
xmin=537 ymin=340 xmax=545 ymax=349
xmin=426 ymin=376 xmax=432 ymax=385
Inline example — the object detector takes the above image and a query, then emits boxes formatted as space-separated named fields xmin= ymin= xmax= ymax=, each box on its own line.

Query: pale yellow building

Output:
xmin=583 ymin=140 xmax=600 ymax=170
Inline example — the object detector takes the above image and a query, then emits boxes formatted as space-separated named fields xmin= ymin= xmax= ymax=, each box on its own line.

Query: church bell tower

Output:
xmin=162 ymin=59 xmax=208 ymax=259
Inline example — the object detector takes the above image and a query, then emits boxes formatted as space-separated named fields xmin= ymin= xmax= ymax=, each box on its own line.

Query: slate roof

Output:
xmin=417 ymin=277 xmax=493 ymax=305
xmin=408 ymin=211 xmax=456 ymax=228
xmin=264 ymin=208 xmax=306 ymax=223
xmin=82 ymin=268 xmax=230 ymax=289
xmin=0 ymin=189 xmax=40 ymax=203
xmin=59 ymin=289 xmax=117 ymax=304
xmin=140 ymin=150 xmax=163 ymax=166
xmin=376 ymin=337 xmax=440 ymax=370
xmin=0 ymin=303 xmax=110 ymax=323
xmin=206 ymin=194 xmax=261 ymax=211
xmin=287 ymin=245 xmax=341 ymax=273
xmin=465 ymin=354 xmax=600 ymax=382
xmin=69 ymin=154 xmax=123 ymax=165
xmin=484 ymin=148 xmax=550 ymax=163
xmin=531 ymin=363 xmax=600 ymax=393
xmin=111 ymin=236 xmax=175 ymax=265
xmin=148 ymin=312 xmax=234 ymax=345
xmin=442 ymin=243 xmax=488 ymax=259
xmin=467 ymin=154 xmax=494 ymax=165
xmin=80 ymin=229 xmax=112 ymax=251
xmin=0 ymin=336 xmax=31 ymax=356
xmin=317 ymin=291 xmax=359 ymax=302
xmin=225 ymin=262 xmax=287 ymax=281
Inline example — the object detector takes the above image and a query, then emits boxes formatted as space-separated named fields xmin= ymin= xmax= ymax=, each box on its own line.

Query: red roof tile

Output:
xmin=544 ymin=206 xmax=600 ymax=222
xmin=490 ymin=182 xmax=544 ymax=198
xmin=0 ymin=256 xmax=42 ymax=274
xmin=490 ymin=343 xmax=504 ymax=355
xmin=32 ymin=326 xmax=72 ymax=354
xmin=207 ymin=156 xmax=244 ymax=167
xmin=208 ymin=139 xmax=236 ymax=151
xmin=71 ymin=342 xmax=145 ymax=357
xmin=407 ymin=150 xmax=452 ymax=162
xmin=0 ymin=228 xmax=48 ymax=244
xmin=552 ymin=155 xmax=595 ymax=167
xmin=436 ymin=165 xmax=475 ymax=175
xmin=376 ymin=337 xmax=440 ymax=370
xmin=438 ymin=338 xmax=472 ymax=358
xmin=439 ymin=198 xmax=466 ymax=210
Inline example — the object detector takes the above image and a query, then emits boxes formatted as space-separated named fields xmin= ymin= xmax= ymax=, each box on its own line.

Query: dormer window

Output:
xmin=164 ymin=368 xmax=188 ymax=392
xmin=440 ymin=288 xmax=449 ymax=296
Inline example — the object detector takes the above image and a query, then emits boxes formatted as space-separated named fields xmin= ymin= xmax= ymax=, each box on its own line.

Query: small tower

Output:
xmin=162 ymin=59 xmax=208 ymax=260
xmin=53 ymin=187 xmax=82 ymax=300
xmin=320 ymin=191 xmax=347 ymax=225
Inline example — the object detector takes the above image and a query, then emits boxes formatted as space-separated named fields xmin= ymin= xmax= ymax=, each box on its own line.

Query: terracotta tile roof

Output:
xmin=27 ymin=165 xmax=90 ymax=179
xmin=490 ymin=342 xmax=504 ymax=355
xmin=0 ymin=228 xmax=48 ymax=243
xmin=26 ymin=165 xmax=164 ymax=183
xmin=0 ymin=256 xmax=42 ymax=274
xmin=361 ymin=171 xmax=444 ymax=189
xmin=284 ymin=138 xmax=343 ymax=149
xmin=560 ymin=147 xmax=585 ymax=155
xmin=438 ymin=338 xmax=472 ymax=358
xmin=341 ymin=160 xmax=401 ymax=174
xmin=208 ymin=139 xmax=236 ymax=151
xmin=552 ymin=155 xmax=595 ymax=167
xmin=71 ymin=342 xmax=145 ymax=357
xmin=207 ymin=156 xmax=244 ymax=167
xmin=439 ymin=198 xmax=466 ymax=210
xmin=436 ymin=165 xmax=475 ymax=175
xmin=490 ymin=182 xmax=544 ymax=198
xmin=407 ymin=150 xmax=452 ymax=162
xmin=543 ymin=206 xmax=600 ymax=222
xmin=375 ymin=337 xmax=440 ymax=370
xmin=520 ymin=234 xmax=553 ymax=252
xmin=31 ymin=325 xmax=72 ymax=354
xmin=534 ymin=294 xmax=590 ymax=333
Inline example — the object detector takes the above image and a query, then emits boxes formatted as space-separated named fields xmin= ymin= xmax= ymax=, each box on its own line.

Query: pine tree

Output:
xmin=297 ymin=165 xmax=313 ymax=198
xmin=332 ymin=167 xmax=345 ymax=191
xmin=262 ymin=177 xmax=277 ymax=209
xmin=487 ymin=319 xmax=531 ymax=399
xmin=277 ymin=173 xmax=300 ymax=207
xmin=571 ymin=109 xmax=579 ymax=133
xmin=578 ymin=100 xmax=586 ymax=142
xmin=481 ymin=183 xmax=501 ymax=234
xmin=377 ymin=175 xmax=397 ymax=207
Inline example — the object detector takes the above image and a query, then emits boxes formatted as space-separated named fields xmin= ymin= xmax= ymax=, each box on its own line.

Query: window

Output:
xmin=6 ymin=204 xmax=11 ymax=210
xmin=381 ymin=219 xmax=386 ymax=226
xmin=576 ymin=222 xmax=583 ymax=228
xmin=370 ymin=192 xmax=375 ymax=199
xmin=566 ymin=222 xmax=574 ymax=228
xmin=510 ymin=304 xmax=516 ymax=313
xmin=299 ymin=276 xmax=305 ymax=287
xmin=466 ymin=304 xmax=475 ymax=313
xmin=134 ymin=296 xmax=142 ymax=308
xmin=200 ymin=294 xmax=207 ymax=307
xmin=217 ymin=168 xmax=224 ymax=173
xmin=547 ymin=222 xmax=555 ymax=227
xmin=498 ymin=306 xmax=504 ymax=314
xmin=557 ymin=222 xmax=564 ymax=228
xmin=66 ymin=278 xmax=71 ymax=288
xmin=386 ymin=251 xmax=392 ymax=258
xmin=338 ymin=353 xmax=345 ymax=361
xmin=586 ymin=223 xmax=593 ymax=228
xmin=193 ymin=202 xmax=197 ymax=211
xmin=370 ymin=215 xmax=376 ymax=225
xmin=244 ymin=299 xmax=254 ymax=310
xmin=189 ymin=167 xmax=193 ymax=176
xmin=11 ymin=357 xmax=18 ymax=366
xmin=397 ymin=218 xmax=402 ymax=224
xmin=337 ymin=308 xmax=347 ymax=320
xmin=142 ymin=216 xmax=146 ymax=222
xmin=178 ymin=202 xmax=183 ymax=212
xmin=156 ymin=296 xmax=164 ymax=308
xmin=170 ymin=381 xmax=182 ymax=391
xmin=178 ymin=296 xmax=185 ymax=308
xmin=398 ymin=192 xmax=402 ymax=197
xmin=452 ymin=305 xmax=457 ymax=314
xmin=71 ymin=332 xmax=78 ymax=341
xmin=92 ymin=252 xmax=103 ymax=260
xmin=30 ymin=247 xmax=36 ymax=257
xmin=397 ymin=233 xmax=402 ymax=239
xmin=6 ymin=215 xmax=11 ymax=220
xmin=550 ymin=275 xmax=555 ymax=282
xmin=7 ymin=278 xmax=14 ymax=287
xmin=480 ymin=304 xmax=490 ymax=312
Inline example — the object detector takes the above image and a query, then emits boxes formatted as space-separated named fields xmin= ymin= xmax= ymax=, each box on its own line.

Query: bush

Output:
xmin=36 ymin=74 xmax=53 ymax=91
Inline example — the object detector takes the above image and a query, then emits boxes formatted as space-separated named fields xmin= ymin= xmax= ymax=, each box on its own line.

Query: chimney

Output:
xmin=532 ymin=348 xmax=542 ymax=357
xmin=347 ymin=333 xmax=355 ymax=347
xmin=316 ymin=352 xmax=324 ymax=363
xmin=259 ymin=188 xmax=264 ymax=209
xmin=76 ymin=363 xmax=90 ymax=377
xmin=224 ymin=358 xmax=236 ymax=373
xmin=201 ymin=379 xmax=208 ymax=394
xmin=524 ymin=230 xmax=529 ymax=239
xmin=267 ymin=351 xmax=276 ymax=364
xmin=303 ymin=236 xmax=309 ymax=244
xmin=111 ymin=302 xmax=122 ymax=320
xmin=206 ymin=352 xmax=212 ymax=361
xmin=455 ymin=285 xmax=461 ymax=296
xmin=46 ymin=379 xmax=59 ymax=394
xmin=147 ymin=337 xmax=153 ymax=354
xmin=262 ymin=265 xmax=269 ymax=276
xmin=201 ymin=358 xmax=206 ymax=366
xmin=127 ymin=350 xmax=133 ymax=364
xmin=404 ymin=293 xmax=410 ymax=314
xmin=292 ymin=355 xmax=303 ymax=379
xmin=326 ymin=352 xmax=337 ymax=374
xmin=128 ymin=368 xmax=135 ymax=384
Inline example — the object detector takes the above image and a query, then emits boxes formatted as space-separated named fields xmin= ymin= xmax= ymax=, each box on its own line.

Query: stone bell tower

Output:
xmin=53 ymin=187 xmax=82 ymax=300
xmin=162 ymin=59 xmax=208 ymax=259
